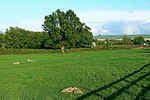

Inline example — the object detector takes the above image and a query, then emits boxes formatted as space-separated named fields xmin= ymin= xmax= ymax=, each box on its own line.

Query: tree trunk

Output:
xmin=61 ymin=46 xmax=65 ymax=53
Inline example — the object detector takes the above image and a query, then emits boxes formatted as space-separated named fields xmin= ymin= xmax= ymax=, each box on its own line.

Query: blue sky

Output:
xmin=0 ymin=0 xmax=150 ymax=34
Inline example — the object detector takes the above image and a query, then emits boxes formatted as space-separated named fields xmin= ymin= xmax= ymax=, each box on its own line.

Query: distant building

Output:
xmin=144 ymin=38 xmax=150 ymax=41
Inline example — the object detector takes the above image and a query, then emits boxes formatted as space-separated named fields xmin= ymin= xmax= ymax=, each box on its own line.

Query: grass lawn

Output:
xmin=0 ymin=49 xmax=150 ymax=100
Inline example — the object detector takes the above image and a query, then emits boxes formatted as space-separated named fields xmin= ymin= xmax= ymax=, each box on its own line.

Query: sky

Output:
xmin=0 ymin=0 xmax=150 ymax=35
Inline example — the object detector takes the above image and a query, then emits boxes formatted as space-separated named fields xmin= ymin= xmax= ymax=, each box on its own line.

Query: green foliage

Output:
xmin=106 ymin=39 xmax=109 ymax=47
xmin=42 ymin=9 xmax=93 ymax=49
xmin=133 ymin=36 xmax=145 ymax=45
xmin=0 ymin=48 xmax=60 ymax=55
xmin=0 ymin=49 xmax=149 ymax=99
xmin=4 ymin=27 xmax=49 ymax=49
xmin=0 ymin=34 xmax=4 ymax=48
xmin=27 ymin=31 xmax=49 ymax=49
xmin=122 ymin=35 xmax=132 ymax=45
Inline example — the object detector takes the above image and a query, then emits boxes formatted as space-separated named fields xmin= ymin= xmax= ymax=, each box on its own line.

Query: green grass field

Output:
xmin=0 ymin=49 xmax=150 ymax=100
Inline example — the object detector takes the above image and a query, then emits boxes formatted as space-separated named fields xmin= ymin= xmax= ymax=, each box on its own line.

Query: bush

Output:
xmin=0 ymin=48 xmax=61 ymax=55
xmin=133 ymin=37 xmax=145 ymax=45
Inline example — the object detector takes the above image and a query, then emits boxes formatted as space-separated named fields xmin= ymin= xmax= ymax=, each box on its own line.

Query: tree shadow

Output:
xmin=77 ymin=63 xmax=150 ymax=100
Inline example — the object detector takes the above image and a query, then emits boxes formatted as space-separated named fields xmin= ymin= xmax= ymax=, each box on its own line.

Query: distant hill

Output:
xmin=94 ymin=34 xmax=150 ymax=39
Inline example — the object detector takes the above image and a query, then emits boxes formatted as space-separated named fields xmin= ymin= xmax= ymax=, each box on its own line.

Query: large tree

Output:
xmin=42 ymin=9 xmax=93 ymax=49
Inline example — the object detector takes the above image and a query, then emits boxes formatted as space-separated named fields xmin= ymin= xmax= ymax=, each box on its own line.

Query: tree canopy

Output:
xmin=133 ymin=36 xmax=145 ymax=45
xmin=4 ymin=27 xmax=49 ymax=49
xmin=42 ymin=9 xmax=93 ymax=49
xmin=122 ymin=35 xmax=132 ymax=45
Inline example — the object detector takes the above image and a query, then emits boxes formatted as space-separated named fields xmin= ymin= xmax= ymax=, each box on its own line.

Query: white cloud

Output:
xmin=77 ymin=9 xmax=150 ymax=35
xmin=86 ymin=22 xmax=110 ymax=34
xmin=77 ymin=9 xmax=150 ymax=22
xmin=145 ymin=19 xmax=150 ymax=23
xmin=123 ymin=26 xmax=138 ymax=35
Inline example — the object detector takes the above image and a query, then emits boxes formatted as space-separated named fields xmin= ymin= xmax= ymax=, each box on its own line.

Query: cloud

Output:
xmin=77 ymin=9 xmax=150 ymax=35
xmin=86 ymin=22 xmax=111 ymax=35
xmin=91 ymin=21 xmax=150 ymax=35
xmin=123 ymin=26 xmax=139 ymax=35
xmin=145 ymin=19 xmax=150 ymax=23
xmin=77 ymin=9 xmax=150 ymax=22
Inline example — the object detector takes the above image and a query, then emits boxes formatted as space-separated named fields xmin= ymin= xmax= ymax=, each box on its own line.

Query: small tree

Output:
xmin=106 ymin=39 xmax=109 ymax=47
xmin=133 ymin=37 xmax=145 ymax=45
xmin=122 ymin=35 xmax=132 ymax=45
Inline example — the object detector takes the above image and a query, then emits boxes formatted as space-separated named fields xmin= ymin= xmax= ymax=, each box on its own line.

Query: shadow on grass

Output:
xmin=135 ymin=84 xmax=150 ymax=100
xmin=77 ymin=63 xmax=150 ymax=100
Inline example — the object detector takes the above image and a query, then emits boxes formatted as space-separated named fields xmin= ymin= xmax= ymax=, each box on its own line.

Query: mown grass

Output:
xmin=0 ymin=49 xmax=150 ymax=100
